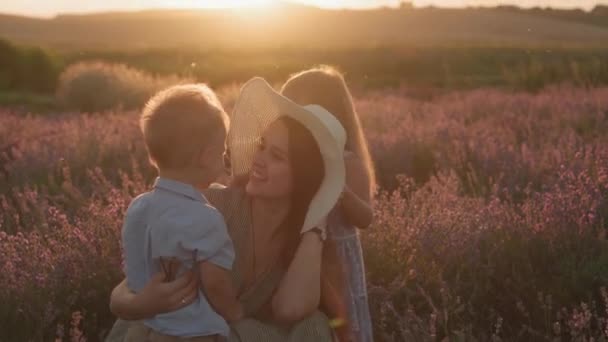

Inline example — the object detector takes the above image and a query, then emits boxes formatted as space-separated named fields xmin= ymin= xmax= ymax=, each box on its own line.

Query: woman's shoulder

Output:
xmin=203 ymin=185 xmax=247 ymax=221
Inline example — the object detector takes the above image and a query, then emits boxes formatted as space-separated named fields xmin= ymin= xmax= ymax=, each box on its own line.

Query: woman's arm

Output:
xmin=109 ymin=271 xmax=198 ymax=320
xmin=271 ymin=231 xmax=324 ymax=323
xmin=340 ymin=152 xmax=373 ymax=228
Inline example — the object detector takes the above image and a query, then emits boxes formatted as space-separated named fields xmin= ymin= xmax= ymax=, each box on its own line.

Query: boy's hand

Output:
xmin=137 ymin=270 xmax=198 ymax=315
xmin=159 ymin=257 xmax=181 ymax=282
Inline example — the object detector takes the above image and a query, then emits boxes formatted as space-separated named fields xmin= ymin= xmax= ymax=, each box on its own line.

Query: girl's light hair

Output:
xmin=281 ymin=65 xmax=376 ymax=196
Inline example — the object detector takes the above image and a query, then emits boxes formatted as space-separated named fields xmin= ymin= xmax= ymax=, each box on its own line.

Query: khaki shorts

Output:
xmin=125 ymin=322 xmax=225 ymax=342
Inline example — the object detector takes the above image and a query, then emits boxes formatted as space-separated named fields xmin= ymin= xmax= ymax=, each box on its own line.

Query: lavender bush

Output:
xmin=56 ymin=62 xmax=192 ymax=112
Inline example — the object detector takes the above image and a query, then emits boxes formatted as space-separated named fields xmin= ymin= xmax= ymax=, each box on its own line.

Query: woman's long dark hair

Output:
xmin=278 ymin=116 xmax=325 ymax=264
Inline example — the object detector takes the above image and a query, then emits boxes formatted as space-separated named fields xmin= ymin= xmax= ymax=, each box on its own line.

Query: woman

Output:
xmin=106 ymin=77 xmax=349 ymax=341
xmin=282 ymin=66 xmax=375 ymax=342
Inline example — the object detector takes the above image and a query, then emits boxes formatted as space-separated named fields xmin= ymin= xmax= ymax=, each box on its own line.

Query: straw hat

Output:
xmin=230 ymin=77 xmax=346 ymax=232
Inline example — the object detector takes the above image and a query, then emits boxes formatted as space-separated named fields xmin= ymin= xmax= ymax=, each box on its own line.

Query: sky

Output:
xmin=1 ymin=0 xmax=607 ymax=18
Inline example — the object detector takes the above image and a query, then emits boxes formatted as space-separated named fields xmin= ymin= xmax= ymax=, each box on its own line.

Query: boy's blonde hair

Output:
xmin=140 ymin=84 xmax=228 ymax=170
xmin=281 ymin=65 xmax=376 ymax=196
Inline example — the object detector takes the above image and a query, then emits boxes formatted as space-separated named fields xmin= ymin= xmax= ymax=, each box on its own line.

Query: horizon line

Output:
xmin=1 ymin=2 xmax=605 ymax=20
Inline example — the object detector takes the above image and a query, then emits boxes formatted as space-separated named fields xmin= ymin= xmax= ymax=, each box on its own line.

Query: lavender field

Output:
xmin=1 ymin=85 xmax=608 ymax=341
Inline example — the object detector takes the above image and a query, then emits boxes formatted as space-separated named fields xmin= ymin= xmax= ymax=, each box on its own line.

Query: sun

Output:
xmin=164 ymin=0 xmax=277 ymax=9
xmin=225 ymin=0 xmax=276 ymax=8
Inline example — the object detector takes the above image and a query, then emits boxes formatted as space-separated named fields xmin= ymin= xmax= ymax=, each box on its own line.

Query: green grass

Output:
xmin=66 ymin=47 xmax=608 ymax=91
xmin=0 ymin=91 xmax=58 ymax=112
xmin=2 ymin=46 xmax=608 ymax=114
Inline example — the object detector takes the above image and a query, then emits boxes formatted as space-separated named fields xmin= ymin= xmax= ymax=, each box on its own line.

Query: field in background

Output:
xmin=3 ymin=5 xmax=608 ymax=49
xmin=2 ymin=42 xmax=608 ymax=111
xmin=2 ymin=5 xmax=608 ymax=110
xmin=1 ymin=84 xmax=607 ymax=341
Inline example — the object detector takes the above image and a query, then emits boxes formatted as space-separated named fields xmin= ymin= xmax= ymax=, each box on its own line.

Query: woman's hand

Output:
xmin=109 ymin=271 xmax=198 ymax=321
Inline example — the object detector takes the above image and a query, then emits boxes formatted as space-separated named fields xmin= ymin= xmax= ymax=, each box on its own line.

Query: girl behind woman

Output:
xmin=282 ymin=66 xmax=375 ymax=342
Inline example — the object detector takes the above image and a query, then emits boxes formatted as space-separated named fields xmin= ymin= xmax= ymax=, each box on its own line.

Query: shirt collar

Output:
xmin=153 ymin=177 xmax=207 ymax=203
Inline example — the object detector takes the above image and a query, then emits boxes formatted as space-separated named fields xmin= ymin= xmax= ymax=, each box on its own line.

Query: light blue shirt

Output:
xmin=122 ymin=177 xmax=234 ymax=338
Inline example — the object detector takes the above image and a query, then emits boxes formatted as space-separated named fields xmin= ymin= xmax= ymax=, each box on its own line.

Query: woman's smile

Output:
xmin=245 ymin=120 xmax=293 ymax=199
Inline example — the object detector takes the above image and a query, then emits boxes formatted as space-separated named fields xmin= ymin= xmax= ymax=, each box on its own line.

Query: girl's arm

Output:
xmin=271 ymin=231 xmax=324 ymax=323
xmin=109 ymin=271 xmax=198 ymax=320
xmin=340 ymin=152 xmax=373 ymax=228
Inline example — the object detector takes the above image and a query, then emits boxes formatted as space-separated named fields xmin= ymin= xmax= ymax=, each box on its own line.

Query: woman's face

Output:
xmin=246 ymin=120 xmax=293 ymax=200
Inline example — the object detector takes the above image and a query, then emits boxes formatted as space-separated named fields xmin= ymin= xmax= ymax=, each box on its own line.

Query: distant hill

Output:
xmin=496 ymin=5 xmax=608 ymax=28
xmin=1 ymin=5 xmax=608 ymax=50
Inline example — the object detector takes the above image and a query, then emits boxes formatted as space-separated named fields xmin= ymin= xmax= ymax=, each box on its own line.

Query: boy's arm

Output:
xmin=177 ymin=207 xmax=242 ymax=321
xmin=199 ymin=262 xmax=244 ymax=322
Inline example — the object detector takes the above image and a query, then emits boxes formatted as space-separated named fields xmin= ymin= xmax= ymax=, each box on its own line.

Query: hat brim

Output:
xmin=230 ymin=77 xmax=346 ymax=231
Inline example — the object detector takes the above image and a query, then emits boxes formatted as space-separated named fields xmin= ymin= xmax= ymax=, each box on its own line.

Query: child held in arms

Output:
xmin=122 ymin=84 xmax=242 ymax=342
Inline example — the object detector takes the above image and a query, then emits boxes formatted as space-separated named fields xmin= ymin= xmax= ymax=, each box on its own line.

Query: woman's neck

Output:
xmin=251 ymin=196 xmax=290 ymax=238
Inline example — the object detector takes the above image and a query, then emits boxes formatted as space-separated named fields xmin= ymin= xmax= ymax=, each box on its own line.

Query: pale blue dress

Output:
xmin=328 ymin=207 xmax=374 ymax=342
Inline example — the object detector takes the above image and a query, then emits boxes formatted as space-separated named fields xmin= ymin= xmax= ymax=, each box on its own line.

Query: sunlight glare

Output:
xmin=159 ymin=0 xmax=277 ymax=10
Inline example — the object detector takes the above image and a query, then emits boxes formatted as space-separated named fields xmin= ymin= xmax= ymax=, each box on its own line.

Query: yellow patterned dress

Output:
xmin=105 ymin=186 xmax=333 ymax=342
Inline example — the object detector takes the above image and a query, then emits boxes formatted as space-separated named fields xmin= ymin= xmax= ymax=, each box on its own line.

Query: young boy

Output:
xmin=122 ymin=84 xmax=242 ymax=342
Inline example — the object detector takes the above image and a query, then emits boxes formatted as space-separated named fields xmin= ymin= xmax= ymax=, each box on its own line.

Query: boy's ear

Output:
xmin=198 ymin=144 xmax=221 ymax=169
xmin=197 ymin=146 xmax=213 ymax=167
